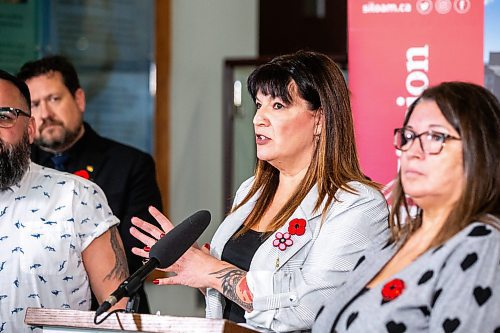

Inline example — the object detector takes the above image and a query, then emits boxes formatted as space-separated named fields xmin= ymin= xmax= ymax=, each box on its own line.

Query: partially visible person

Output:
xmin=0 ymin=69 xmax=129 ymax=332
xmin=17 ymin=55 xmax=162 ymax=313
xmin=313 ymin=82 xmax=500 ymax=332
xmin=130 ymin=51 xmax=389 ymax=332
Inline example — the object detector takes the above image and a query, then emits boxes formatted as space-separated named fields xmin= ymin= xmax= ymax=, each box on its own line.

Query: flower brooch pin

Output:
xmin=272 ymin=218 xmax=307 ymax=251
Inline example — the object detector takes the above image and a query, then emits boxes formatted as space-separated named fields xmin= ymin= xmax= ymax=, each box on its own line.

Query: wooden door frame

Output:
xmin=155 ymin=0 xmax=171 ymax=215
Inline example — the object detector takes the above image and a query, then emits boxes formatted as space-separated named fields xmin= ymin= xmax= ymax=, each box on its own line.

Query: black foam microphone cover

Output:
xmin=150 ymin=209 xmax=211 ymax=268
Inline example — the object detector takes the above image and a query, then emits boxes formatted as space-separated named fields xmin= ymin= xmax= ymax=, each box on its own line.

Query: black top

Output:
xmin=31 ymin=122 xmax=163 ymax=313
xmin=221 ymin=227 xmax=266 ymax=323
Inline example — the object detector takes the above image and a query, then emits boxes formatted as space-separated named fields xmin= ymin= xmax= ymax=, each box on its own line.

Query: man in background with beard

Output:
xmin=18 ymin=55 xmax=162 ymax=313
xmin=0 ymin=69 xmax=129 ymax=333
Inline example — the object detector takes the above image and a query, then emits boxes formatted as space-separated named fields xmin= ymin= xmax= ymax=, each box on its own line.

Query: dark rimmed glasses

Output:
xmin=0 ymin=107 xmax=31 ymax=128
xmin=393 ymin=127 xmax=461 ymax=155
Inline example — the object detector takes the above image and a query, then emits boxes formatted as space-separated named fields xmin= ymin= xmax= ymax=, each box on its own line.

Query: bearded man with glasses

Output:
xmin=0 ymin=69 xmax=129 ymax=333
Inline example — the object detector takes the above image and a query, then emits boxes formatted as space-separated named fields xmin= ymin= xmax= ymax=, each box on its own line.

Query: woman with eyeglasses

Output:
xmin=313 ymin=81 xmax=500 ymax=333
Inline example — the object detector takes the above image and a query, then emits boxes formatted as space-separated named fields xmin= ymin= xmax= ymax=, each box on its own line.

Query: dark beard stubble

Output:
xmin=35 ymin=118 xmax=82 ymax=151
xmin=0 ymin=131 xmax=31 ymax=191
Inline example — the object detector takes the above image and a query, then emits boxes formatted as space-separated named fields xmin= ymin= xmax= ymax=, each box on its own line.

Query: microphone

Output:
xmin=95 ymin=210 xmax=211 ymax=316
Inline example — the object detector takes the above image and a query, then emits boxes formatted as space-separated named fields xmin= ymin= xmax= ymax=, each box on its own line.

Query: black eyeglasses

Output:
xmin=394 ymin=127 xmax=461 ymax=155
xmin=0 ymin=107 xmax=31 ymax=128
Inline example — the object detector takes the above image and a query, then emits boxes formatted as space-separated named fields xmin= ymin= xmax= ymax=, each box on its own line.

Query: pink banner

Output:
xmin=348 ymin=0 xmax=484 ymax=184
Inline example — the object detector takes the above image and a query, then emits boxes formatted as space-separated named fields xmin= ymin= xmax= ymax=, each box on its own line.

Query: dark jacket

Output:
xmin=31 ymin=122 xmax=163 ymax=313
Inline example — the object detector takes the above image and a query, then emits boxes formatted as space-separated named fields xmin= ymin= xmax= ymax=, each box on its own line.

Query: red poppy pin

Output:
xmin=381 ymin=278 xmax=405 ymax=302
xmin=74 ymin=165 xmax=93 ymax=180
xmin=74 ymin=170 xmax=90 ymax=180
xmin=288 ymin=218 xmax=307 ymax=236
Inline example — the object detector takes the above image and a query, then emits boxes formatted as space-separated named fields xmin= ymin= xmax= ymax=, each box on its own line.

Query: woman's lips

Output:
xmin=403 ymin=168 xmax=424 ymax=178
xmin=255 ymin=134 xmax=270 ymax=145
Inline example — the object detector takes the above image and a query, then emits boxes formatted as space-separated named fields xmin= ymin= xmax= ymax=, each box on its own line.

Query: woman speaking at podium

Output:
xmin=131 ymin=51 xmax=389 ymax=332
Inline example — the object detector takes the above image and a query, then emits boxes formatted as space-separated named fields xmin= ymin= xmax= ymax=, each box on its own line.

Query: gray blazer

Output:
xmin=205 ymin=177 xmax=389 ymax=332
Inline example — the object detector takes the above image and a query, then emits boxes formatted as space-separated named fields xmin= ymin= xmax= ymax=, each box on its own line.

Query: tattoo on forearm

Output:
xmin=104 ymin=227 xmax=129 ymax=281
xmin=238 ymin=276 xmax=252 ymax=303
xmin=210 ymin=267 xmax=253 ymax=312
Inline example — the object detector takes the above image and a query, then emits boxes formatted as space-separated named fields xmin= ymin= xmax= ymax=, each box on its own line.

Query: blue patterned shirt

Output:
xmin=0 ymin=162 xmax=119 ymax=333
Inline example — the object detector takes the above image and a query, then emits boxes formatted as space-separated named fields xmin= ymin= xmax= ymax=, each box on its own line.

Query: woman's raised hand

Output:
xmin=130 ymin=206 xmax=175 ymax=259
xmin=129 ymin=206 xmax=230 ymax=293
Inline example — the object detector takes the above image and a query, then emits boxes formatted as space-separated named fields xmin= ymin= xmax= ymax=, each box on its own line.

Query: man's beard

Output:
xmin=0 ymin=131 xmax=31 ymax=191
xmin=35 ymin=117 xmax=81 ymax=151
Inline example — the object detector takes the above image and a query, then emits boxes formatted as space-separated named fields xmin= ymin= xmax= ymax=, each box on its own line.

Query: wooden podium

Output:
xmin=25 ymin=308 xmax=259 ymax=333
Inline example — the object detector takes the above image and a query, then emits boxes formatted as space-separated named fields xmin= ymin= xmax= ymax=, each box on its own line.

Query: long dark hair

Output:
xmin=390 ymin=82 xmax=500 ymax=246
xmin=235 ymin=50 xmax=379 ymax=235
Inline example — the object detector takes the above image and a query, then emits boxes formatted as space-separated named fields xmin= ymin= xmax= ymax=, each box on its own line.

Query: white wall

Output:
xmin=145 ymin=0 xmax=258 ymax=316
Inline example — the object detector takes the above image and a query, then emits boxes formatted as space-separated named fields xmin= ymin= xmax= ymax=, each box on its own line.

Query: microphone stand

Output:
xmin=93 ymin=288 xmax=142 ymax=325
xmin=125 ymin=292 xmax=141 ymax=313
